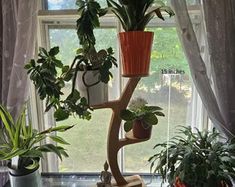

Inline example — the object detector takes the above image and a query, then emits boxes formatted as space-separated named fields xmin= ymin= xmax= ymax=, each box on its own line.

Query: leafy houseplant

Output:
xmin=107 ymin=0 xmax=174 ymax=77
xmin=120 ymin=98 xmax=165 ymax=139
xmin=25 ymin=0 xmax=117 ymax=121
xmin=0 ymin=105 xmax=72 ymax=187
xmin=149 ymin=126 xmax=235 ymax=187
xmin=72 ymin=0 xmax=117 ymax=105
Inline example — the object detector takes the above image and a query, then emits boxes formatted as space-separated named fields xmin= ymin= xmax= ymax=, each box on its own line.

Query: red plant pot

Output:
xmin=118 ymin=31 xmax=154 ymax=77
xmin=174 ymin=177 xmax=187 ymax=187
xmin=132 ymin=120 xmax=152 ymax=139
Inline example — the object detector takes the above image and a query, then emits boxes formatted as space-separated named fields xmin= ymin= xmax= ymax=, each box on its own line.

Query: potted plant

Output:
xmin=25 ymin=0 xmax=117 ymax=121
xmin=107 ymin=0 xmax=174 ymax=77
xmin=75 ymin=0 xmax=117 ymax=105
xmin=0 ymin=104 xmax=73 ymax=187
xmin=120 ymin=98 xmax=165 ymax=139
xmin=149 ymin=126 xmax=235 ymax=187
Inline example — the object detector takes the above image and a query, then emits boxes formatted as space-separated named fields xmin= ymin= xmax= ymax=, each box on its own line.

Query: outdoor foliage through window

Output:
xmin=49 ymin=26 xmax=192 ymax=172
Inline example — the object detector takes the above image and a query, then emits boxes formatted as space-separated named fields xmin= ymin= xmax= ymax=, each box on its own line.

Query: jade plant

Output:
xmin=149 ymin=126 xmax=235 ymax=187
xmin=120 ymin=98 xmax=165 ymax=132
xmin=0 ymin=105 xmax=72 ymax=171
xmin=25 ymin=0 xmax=117 ymax=121
xmin=107 ymin=0 xmax=175 ymax=31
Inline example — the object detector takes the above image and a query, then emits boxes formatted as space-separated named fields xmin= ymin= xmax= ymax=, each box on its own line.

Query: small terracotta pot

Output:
xmin=132 ymin=120 xmax=152 ymax=139
xmin=118 ymin=31 xmax=154 ymax=77
xmin=174 ymin=177 xmax=187 ymax=187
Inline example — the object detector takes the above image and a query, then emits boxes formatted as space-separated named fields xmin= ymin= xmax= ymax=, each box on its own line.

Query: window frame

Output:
xmin=31 ymin=1 xmax=208 ymax=173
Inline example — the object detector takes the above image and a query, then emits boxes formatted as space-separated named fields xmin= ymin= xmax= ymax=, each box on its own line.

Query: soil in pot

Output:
xmin=119 ymin=31 xmax=154 ymax=77
xmin=132 ymin=120 xmax=152 ymax=139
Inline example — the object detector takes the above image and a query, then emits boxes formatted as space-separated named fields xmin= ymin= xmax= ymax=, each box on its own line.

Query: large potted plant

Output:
xmin=120 ymin=98 xmax=165 ymax=139
xmin=0 ymin=105 xmax=72 ymax=187
xmin=107 ymin=0 xmax=174 ymax=77
xmin=149 ymin=126 xmax=235 ymax=187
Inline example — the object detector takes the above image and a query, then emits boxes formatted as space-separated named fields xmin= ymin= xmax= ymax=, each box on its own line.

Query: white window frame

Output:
xmin=30 ymin=1 xmax=208 ymax=172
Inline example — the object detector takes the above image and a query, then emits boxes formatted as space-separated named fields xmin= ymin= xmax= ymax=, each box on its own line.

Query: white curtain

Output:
xmin=171 ymin=0 xmax=235 ymax=138
xmin=0 ymin=0 xmax=38 ymax=186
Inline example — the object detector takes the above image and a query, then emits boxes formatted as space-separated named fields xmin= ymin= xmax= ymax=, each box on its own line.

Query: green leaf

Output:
xmin=3 ymin=149 xmax=28 ymax=160
xmin=49 ymin=135 xmax=70 ymax=145
xmin=54 ymin=108 xmax=70 ymax=121
xmin=25 ymin=159 xmax=39 ymax=170
xmin=144 ymin=106 xmax=163 ymax=111
xmin=154 ymin=111 xmax=165 ymax=117
xmin=48 ymin=125 xmax=74 ymax=133
xmin=62 ymin=65 xmax=70 ymax=73
xmin=38 ymin=144 xmax=62 ymax=160
xmin=39 ymin=47 xmax=48 ymax=57
xmin=124 ymin=121 xmax=133 ymax=132
xmin=143 ymin=113 xmax=158 ymax=125
xmin=49 ymin=46 xmax=60 ymax=56
xmin=0 ymin=105 xmax=15 ymax=143
xmin=120 ymin=109 xmax=135 ymax=121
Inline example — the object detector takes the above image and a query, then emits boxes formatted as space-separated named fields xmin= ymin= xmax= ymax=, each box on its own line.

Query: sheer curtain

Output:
xmin=171 ymin=0 xmax=235 ymax=138
xmin=0 ymin=0 xmax=38 ymax=186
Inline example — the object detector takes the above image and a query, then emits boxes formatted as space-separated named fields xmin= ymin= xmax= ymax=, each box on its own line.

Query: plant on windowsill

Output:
xmin=149 ymin=126 xmax=235 ymax=187
xmin=25 ymin=0 xmax=117 ymax=121
xmin=120 ymin=98 xmax=165 ymax=139
xmin=0 ymin=105 xmax=73 ymax=187
xmin=107 ymin=0 xmax=175 ymax=77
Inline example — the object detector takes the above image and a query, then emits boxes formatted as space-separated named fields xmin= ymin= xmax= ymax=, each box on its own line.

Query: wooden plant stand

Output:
xmin=93 ymin=78 xmax=149 ymax=187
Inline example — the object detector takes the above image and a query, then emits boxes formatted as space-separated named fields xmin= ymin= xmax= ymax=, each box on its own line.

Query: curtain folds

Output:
xmin=171 ymin=0 xmax=235 ymax=138
xmin=0 ymin=0 xmax=38 ymax=186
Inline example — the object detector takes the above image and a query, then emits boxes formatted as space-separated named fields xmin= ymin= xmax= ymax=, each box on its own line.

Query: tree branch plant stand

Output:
xmin=93 ymin=78 xmax=149 ymax=187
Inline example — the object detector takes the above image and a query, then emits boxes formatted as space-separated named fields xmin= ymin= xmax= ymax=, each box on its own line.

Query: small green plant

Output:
xmin=0 ymin=105 xmax=73 ymax=171
xmin=120 ymin=98 xmax=165 ymax=132
xmin=149 ymin=126 xmax=235 ymax=187
xmin=107 ymin=0 xmax=175 ymax=31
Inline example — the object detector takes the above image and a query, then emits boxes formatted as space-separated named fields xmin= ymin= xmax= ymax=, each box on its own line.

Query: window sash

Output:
xmin=31 ymin=5 xmax=207 ymax=173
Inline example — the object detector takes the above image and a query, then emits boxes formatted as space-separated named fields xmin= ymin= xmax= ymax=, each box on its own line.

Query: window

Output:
xmin=35 ymin=0 xmax=205 ymax=173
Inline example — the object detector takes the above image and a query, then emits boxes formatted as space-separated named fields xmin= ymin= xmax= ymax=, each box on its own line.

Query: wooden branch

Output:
xmin=91 ymin=100 xmax=119 ymax=110
xmin=106 ymin=77 xmax=142 ymax=186
xmin=118 ymin=131 xmax=149 ymax=149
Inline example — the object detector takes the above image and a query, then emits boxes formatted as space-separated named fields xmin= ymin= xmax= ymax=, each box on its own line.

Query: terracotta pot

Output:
xmin=132 ymin=120 xmax=152 ymax=139
xmin=174 ymin=177 xmax=187 ymax=187
xmin=118 ymin=31 xmax=154 ymax=77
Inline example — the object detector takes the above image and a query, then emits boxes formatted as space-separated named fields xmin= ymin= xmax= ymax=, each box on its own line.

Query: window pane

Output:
xmin=124 ymin=28 xmax=192 ymax=172
xmin=47 ymin=0 xmax=108 ymax=10
xmin=49 ymin=28 xmax=118 ymax=171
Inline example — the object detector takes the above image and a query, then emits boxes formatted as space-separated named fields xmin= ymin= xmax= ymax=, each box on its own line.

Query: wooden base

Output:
xmin=112 ymin=175 xmax=146 ymax=187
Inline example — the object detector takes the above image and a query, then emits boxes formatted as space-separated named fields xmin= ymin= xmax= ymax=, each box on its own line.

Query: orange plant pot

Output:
xmin=118 ymin=31 xmax=154 ymax=77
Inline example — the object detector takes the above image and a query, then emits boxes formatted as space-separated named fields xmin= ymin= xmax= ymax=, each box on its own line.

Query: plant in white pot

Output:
xmin=75 ymin=0 xmax=117 ymax=105
xmin=107 ymin=0 xmax=174 ymax=77
xmin=120 ymin=98 xmax=165 ymax=139
xmin=0 ymin=105 xmax=73 ymax=187
xmin=25 ymin=0 xmax=117 ymax=121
